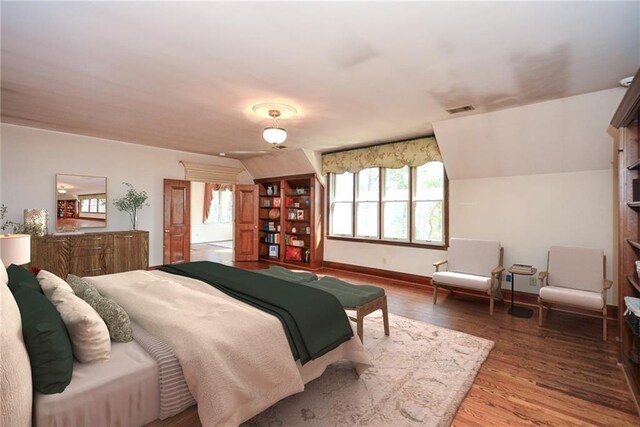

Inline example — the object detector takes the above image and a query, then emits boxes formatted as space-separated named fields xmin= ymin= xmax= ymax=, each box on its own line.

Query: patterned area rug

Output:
xmin=245 ymin=312 xmax=493 ymax=427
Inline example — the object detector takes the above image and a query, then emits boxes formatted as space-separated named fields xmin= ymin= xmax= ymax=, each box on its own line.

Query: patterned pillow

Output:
xmin=66 ymin=274 xmax=133 ymax=343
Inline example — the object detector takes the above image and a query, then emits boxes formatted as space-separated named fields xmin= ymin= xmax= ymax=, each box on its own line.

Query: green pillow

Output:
xmin=8 ymin=282 xmax=73 ymax=394
xmin=66 ymin=274 xmax=133 ymax=343
xmin=7 ymin=264 xmax=42 ymax=293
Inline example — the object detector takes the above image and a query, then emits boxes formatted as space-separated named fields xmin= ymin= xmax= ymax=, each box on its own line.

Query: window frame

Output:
xmin=327 ymin=164 xmax=449 ymax=250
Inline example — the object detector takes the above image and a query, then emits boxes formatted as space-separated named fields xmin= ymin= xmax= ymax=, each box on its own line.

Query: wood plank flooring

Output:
xmin=149 ymin=247 xmax=640 ymax=426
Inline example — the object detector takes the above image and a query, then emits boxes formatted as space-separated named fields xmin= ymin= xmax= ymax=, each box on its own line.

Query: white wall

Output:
xmin=0 ymin=124 xmax=252 ymax=266
xmin=190 ymin=181 xmax=233 ymax=244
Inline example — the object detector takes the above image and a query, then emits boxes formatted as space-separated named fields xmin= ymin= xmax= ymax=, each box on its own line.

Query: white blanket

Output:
xmin=87 ymin=270 xmax=369 ymax=426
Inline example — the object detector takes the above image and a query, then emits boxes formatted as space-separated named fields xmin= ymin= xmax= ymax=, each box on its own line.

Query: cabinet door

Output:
xmin=113 ymin=233 xmax=149 ymax=273
xmin=31 ymin=237 xmax=71 ymax=278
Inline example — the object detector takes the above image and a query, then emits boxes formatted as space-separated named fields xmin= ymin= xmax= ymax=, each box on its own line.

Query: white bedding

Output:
xmin=87 ymin=269 xmax=369 ymax=426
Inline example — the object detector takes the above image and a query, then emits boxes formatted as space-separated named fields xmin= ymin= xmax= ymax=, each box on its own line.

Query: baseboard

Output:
xmin=322 ymin=260 xmax=618 ymax=319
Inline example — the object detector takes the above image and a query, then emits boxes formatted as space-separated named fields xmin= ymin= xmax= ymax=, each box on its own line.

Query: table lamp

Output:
xmin=0 ymin=234 xmax=31 ymax=266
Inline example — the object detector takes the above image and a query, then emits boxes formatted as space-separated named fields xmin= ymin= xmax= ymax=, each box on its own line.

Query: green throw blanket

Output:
xmin=158 ymin=261 xmax=353 ymax=364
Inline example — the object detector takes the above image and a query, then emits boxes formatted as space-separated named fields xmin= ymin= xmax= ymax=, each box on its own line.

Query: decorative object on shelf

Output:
xmin=24 ymin=209 xmax=48 ymax=236
xmin=267 ymin=186 xmax=273 ymax=196
xmin=304 ymin=249 xmax=310 ymax=263
xmin=273 ymin=185 xmax=278 ymax=194
xmin=296 ymin=210 xmax=305 ymax=220
xmin=0 ymin=234 xmax=31 ymax=266
xmin=296 ymin=187 xmax=306 ymax=195
xmin=268 ymin=209 xmax=280 ymax=219
xmin=273 ymin=198 xmax=281 ymax=208
xmin=285 ymin=246 xmax=302 ymax=261
xmin=268 ymin=245 xmax=279 ymax=257
xmin=0 ymin=204 xmax=42 ymax=236
xmin=252 ymin=103 xmax=297 ymax=145
xmin=291 ymin=227 xmax=297 ymax=233
xmin=306 ymin=226 xmax=311 ymax=234
xmin=113 ymin=182 xmax=149 ymax=231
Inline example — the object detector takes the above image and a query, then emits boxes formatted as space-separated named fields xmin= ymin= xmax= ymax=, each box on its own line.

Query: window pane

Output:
xmin=383 ymin=201 xmax=408 ymax=239
xmin=357 ymin=168 xmax=379 ymax=201
xmin=414 ymin=201 xmax=443 ymax=242
xmin=209 ymin=191 xmax=220 ymax=223
xmin=331 ymin=202 xmax=353 ymax=235
xmin=220 ymin=190 xmax=233 ymax=223
xmin=81 ymin=199 xmax=90 ymax=212
xmin=415 ymin=162 xmax=444 ymax=200
xmin=89 ymin=199 xmax=98 ymax=212
xmin=384 ymin=166 xmax=409 ymax=201
xmin=332 ymin=172 xmax=353 ymax=202
xmin=356 ymin=202 xmax=378 ymax=238
xmin=98 ymin=198 xmax=106 ymax=213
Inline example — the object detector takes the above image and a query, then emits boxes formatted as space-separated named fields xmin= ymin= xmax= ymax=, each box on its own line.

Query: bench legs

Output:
xmin=354 ymin=295 xmax=390 ymax=343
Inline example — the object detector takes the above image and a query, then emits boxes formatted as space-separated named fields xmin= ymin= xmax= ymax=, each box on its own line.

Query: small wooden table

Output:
xmin=507 ymin=266 xmax=537 ymax=318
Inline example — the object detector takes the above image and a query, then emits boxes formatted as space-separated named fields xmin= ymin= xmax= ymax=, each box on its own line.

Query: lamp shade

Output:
xmin=0 ymin=234 xmax=31 ymax=266
xmin=263 ymin=127 xmax=287 ymax=144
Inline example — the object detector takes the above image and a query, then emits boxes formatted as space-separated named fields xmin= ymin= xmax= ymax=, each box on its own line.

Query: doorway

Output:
xmin=190 ymin=182 xmax=234 ymax=264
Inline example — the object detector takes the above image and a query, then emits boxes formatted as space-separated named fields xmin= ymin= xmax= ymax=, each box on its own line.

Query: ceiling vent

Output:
xmin=445 ymin=104 xmax=475 ymax=114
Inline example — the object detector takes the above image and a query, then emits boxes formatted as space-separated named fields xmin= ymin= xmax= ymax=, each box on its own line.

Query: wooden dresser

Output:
xmin=30 ymin=230 xmax=149 ymax=278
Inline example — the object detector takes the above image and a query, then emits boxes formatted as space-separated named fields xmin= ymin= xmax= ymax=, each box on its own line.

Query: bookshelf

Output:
xmin=57 ymin=200 xmax=78 ymax=218
xmin=255 ymin=174 xmax=324 ymax=269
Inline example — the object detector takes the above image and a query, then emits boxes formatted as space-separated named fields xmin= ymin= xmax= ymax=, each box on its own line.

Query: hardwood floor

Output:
xmin=149 ymin=249 xmax=640 ymax=426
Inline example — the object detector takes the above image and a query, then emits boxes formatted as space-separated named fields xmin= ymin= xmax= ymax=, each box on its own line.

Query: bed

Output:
xmin=26 ymin=264 xmax=370 ymax=426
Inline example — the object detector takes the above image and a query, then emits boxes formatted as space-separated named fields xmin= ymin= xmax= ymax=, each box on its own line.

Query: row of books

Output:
xmin=262 ymin=221 xmax=277 ymax=232
xmin=263 ymin=233 xmax=281 ymax=244
xmin=511 ymin=263 xmax=534 ymax=274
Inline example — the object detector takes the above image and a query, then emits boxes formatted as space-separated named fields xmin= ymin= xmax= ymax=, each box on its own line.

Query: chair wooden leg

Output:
xmin=489 ymin=294 xmax=494 ymax=315
xmin=538 ymin=299 xmax=543 ymax=326
xmin=356 ymin=306 xmax=364 ymax=343
xmin=432 ymin=285 xmax=438 ymax=304
xmin=382 ymin=296 xmax=390 ymax=337
xmin=603 ymin=306 xmax=607 ymax=341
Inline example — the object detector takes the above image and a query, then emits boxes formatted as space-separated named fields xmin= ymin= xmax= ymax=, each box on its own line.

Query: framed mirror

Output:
xmin=56 ymin=174 xmax=107 ymax=230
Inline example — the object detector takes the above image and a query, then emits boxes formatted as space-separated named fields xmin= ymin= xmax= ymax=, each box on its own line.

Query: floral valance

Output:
xmin=321 ymin=137 xmax=442 ymax=175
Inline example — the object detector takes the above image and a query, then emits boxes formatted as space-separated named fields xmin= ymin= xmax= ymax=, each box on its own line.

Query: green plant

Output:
xmin=0 ymin=204 xmax=42 ymax=236
xmin=0 ymin=204 xmax=9 ymax=231
xmin=113 ymin=182 xmax=149 ymax=229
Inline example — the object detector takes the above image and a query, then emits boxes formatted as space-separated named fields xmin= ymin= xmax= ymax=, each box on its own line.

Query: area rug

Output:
xmin=207 ymin=240 xmax=232 ymax=249
xmin=244 ymin=312 xmax=493 ymax=427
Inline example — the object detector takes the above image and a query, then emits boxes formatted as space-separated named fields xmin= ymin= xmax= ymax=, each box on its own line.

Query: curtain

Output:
xmin=321 ymin=136 xmax=442 ymax=175
xmin=203 ymin=184 xmax=233 ymax=222
xmin=181 ymin=161 xmax=244 ymax=183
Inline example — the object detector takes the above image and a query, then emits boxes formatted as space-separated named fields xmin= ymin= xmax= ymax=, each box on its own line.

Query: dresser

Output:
xmin=30 ymin=231 xmax=149 ymax=278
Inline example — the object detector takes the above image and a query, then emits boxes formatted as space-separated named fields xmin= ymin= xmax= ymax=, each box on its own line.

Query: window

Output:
xmin=207 ymin=189 xmax=233 ymax=223
xmin=79 ymin=194 xmax=107 ymax=214
xmin=330 ymin=172 xmax=353 ymax=236
xmin=328 ymin=161 xmax=447 ymax=247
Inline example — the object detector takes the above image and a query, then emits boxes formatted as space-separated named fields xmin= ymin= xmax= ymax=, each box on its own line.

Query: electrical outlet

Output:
xmin=506 ymin=274 xmax=511 ymax=283
xmin=529 ymin=277 xmax=537 ymax=287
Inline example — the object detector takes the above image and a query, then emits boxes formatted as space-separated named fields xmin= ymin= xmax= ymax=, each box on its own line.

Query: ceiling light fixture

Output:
xmin=620 ymin=76 xmax=634 ymax=88
xmin=252 ymin=103 xmax=297 ymax=145
xmin=57 ymin=187 xmax=67 ymax=194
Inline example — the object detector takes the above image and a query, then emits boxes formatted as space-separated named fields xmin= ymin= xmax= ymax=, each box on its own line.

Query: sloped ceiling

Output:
xmin=432 ymin=88 xmax=625 ymax=180
xmin=1 ymin=2 xmax=639 ymax=159
xmin=240 ymin=149 xmax=321 ymax=181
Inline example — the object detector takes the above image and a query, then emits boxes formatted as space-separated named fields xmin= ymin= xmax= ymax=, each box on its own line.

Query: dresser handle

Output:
xmin=83 ymin=247 xmax=103 ymax=251
xmin=116 ymin=235 xmax=134 ymax=239
xmin=84 ymin=237 xmax=103 ymax=241
xmin=51 ymin=239 xmax=67 ymax=243
xmin=83 ymin=268 xmax=103 ymax=273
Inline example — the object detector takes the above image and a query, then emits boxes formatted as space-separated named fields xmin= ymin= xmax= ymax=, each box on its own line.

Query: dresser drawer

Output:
xmin=70 ymin=235 xmax=113 ymax=257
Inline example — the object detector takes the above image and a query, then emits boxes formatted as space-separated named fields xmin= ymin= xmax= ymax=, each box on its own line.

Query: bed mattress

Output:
xmin=33 ymin=340 xmax=159 ymax=427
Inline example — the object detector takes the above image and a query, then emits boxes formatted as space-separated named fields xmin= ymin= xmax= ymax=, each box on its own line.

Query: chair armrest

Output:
xmin=538 ymin=271 xmax=548 ymax=287
xmin=433 ymin=259 xmax=448 ymax=272
xmin=603 ymin=279 xmax=613 ymax=290
xmin=491 ymin=266 xmax=505 ymax=276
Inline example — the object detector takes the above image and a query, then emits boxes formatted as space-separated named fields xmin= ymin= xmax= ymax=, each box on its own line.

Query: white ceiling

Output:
xmin=1 ymin=2 xmax=639 ymax=159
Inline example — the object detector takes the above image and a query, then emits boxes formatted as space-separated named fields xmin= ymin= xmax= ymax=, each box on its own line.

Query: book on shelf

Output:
xmin=268 ymin=245 xmax=278 ymax=257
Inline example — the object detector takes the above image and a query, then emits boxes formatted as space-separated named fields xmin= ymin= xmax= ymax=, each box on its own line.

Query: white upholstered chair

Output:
xmin=538 ymin=246 xmax=613 ymax=340
xmin=432 ymin=238 xmax=505 ymax=315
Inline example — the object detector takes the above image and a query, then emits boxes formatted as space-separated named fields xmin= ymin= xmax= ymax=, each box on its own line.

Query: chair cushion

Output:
xmin=539 ymin=286 xmax=604 ymax=310
xmin=310 ymin=276 xmax=385 ymax=308
xmin=548 ymin=246 xmax=604 ymax=293
xmin=432 ymin=271 xmax=492 ymax=291
xmin=448 ymin=238 xmax=501 ymax=277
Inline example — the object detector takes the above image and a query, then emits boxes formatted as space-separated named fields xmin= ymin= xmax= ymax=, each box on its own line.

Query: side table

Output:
xmin=507 ymin=266 xmax=536 ymax=318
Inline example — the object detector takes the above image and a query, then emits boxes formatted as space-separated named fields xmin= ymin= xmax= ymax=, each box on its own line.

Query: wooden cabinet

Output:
xmin=31 ymin=231 xmax=148 ymax=278
xmin=612 ymin=67 xmax=640 ymax=406
xmin=255 ymin=174 xmax=324 ymax=269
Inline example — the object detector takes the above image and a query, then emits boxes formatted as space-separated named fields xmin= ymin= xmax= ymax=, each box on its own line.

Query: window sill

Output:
xmin=327 ymin=235 xmax=447 ymax=250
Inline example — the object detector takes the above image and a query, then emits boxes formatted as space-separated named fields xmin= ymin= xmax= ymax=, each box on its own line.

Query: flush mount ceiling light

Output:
xmin=252 ymin=103 xmax=297 ymax=145
xmin=57 ymin=186 xmax=67 ymax=194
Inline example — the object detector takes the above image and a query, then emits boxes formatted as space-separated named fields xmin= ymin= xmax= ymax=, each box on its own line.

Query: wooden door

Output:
xmin=234 ymin=184 xmax=259 ymax=261
xmin=163 ymin=179 xmax=191 ymax=265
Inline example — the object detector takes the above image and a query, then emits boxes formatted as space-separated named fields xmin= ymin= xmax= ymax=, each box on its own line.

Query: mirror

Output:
xmin=56 ymin=174 xmax=107 ymax=230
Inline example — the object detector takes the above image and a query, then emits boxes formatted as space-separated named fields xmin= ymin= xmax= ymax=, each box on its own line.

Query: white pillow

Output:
xmin=1 ymin=283 xmax=32 ymax=427
xmin=37 ymin=269 xmax=74 ymax=297
xmin=0 ymin=261 xmax=8 ymax=286
xmin=47 ymin=286 xmax=111 ymax=363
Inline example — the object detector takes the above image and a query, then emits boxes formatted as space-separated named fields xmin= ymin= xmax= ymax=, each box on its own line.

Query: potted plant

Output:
xmin=113 ymin=183 xmax=149 ymax=230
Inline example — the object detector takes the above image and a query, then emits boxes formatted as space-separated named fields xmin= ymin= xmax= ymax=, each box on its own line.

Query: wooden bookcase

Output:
xmin=612 ymin=67 xmax=640 ymax=409
xmin=255 ymin=174 xmax=324 ymax=269
xmin=57 ymin=200 xmax=78 ymax=218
